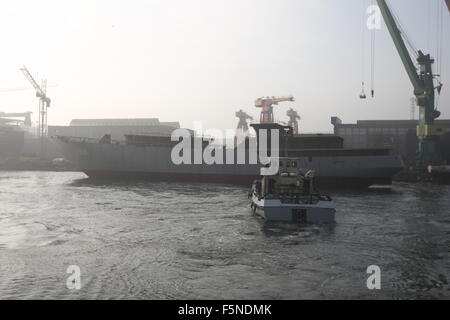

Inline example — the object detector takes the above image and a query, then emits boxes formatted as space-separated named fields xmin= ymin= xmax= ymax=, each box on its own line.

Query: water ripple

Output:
xmin=0 ymin=171 xmax=449 ymax=299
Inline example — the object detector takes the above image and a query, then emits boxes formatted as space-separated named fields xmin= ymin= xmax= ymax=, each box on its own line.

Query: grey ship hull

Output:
xmin=58 ymin=139 xmax=404 ymax=188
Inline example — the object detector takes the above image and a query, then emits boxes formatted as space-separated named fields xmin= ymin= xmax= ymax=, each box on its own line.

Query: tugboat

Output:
xmin=249 ymin=157 xmax=336 ymax=223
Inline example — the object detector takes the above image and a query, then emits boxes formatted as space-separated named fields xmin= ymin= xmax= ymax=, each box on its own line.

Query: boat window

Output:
xmin=292 ymin=161 xmax=298 ymax=168
xmin=286 ymin=161 xmax=291 ymax=168
xmin=279 ymin=161 xmax=284 ymax=167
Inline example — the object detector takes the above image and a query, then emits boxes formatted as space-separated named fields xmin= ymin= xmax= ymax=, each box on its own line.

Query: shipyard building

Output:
xmin=331 ymin=117 xmax=450 ymax=164
xmin=49 ymin=118 xmax=180 ymax=142
xmin=2 ymin=118 xmax=180 ymax=162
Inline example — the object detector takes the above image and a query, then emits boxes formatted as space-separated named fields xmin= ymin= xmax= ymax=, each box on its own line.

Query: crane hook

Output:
xmin=360 ymin=82 xmax=367 ymax=99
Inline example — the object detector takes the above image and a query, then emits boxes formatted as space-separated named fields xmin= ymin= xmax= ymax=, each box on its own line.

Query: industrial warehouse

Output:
xmin=332 ymin=117 xmax=450 ymax=164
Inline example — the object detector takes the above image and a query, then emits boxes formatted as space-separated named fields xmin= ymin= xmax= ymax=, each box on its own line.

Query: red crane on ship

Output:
xmin=255 ymin=96 xmax=294 ymax=124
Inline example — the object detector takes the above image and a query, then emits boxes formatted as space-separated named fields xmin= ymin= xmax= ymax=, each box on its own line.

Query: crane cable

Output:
xmin=370 ymin=0 xmax=376 ymax=98
xmin=436 ymin=0 xmax=444 ymax=80
xmin=360 ymin=0 xmax=375 ymax=99
xmin=360 ymin=0 xmax=367 ymax=99
xmin=389 ymin=4 xmax=419 ymax=59
xmin=426 ymin=0 xmax=432 ymax=53
xmin=435 ymin=0 xmax=444 ymax=109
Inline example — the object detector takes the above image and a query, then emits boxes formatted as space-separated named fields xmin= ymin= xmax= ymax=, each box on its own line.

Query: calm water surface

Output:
xmin=0 ymin=171 xmax=449 ymax=299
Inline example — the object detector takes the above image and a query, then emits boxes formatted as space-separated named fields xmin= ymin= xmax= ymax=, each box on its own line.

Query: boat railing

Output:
xmin=265 ymin=193 xmax=332 ymax=204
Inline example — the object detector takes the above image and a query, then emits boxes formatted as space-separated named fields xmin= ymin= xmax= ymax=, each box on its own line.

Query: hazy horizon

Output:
xmin=0 ymin=0 xmax=449 ymax=133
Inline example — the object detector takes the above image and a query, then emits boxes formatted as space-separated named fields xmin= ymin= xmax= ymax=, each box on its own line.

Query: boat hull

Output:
xmin=83 ymin=169 xmax=393 ymax=188
xmin=57 ymin=138 xmax=404 ymax=188
xmin=251 ymin=195 xmax=336 ymax=223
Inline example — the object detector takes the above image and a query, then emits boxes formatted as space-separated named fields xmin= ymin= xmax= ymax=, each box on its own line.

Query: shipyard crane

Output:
xmin=255 ymin=96 xmax=294 ymax=124
xmin=235 ymin=109 xmax=253 ymax=133
xmin=20 ymin=66 xmax=51 ymax=137
xmin=0 ymin=84 xmax=57 ymax=93
xmin=286 ymin=108 xmax=301 ymax=135
xmin=376 ymin=0 xmax=446 ymax=168
xmin=0 ymin=111 xmax=32 ymax=126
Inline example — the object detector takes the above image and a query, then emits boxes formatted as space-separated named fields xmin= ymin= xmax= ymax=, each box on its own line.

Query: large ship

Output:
xmin=55 ymin=120 xmax=404 ymax=188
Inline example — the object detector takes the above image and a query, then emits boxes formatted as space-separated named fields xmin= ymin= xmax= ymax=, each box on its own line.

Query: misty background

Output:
xmin=0 ymin=0 xmax=448 ymax=133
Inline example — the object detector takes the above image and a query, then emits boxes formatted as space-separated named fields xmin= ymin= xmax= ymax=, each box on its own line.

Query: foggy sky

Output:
xmin=0 ymin=0 xmax=449 ymax=133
